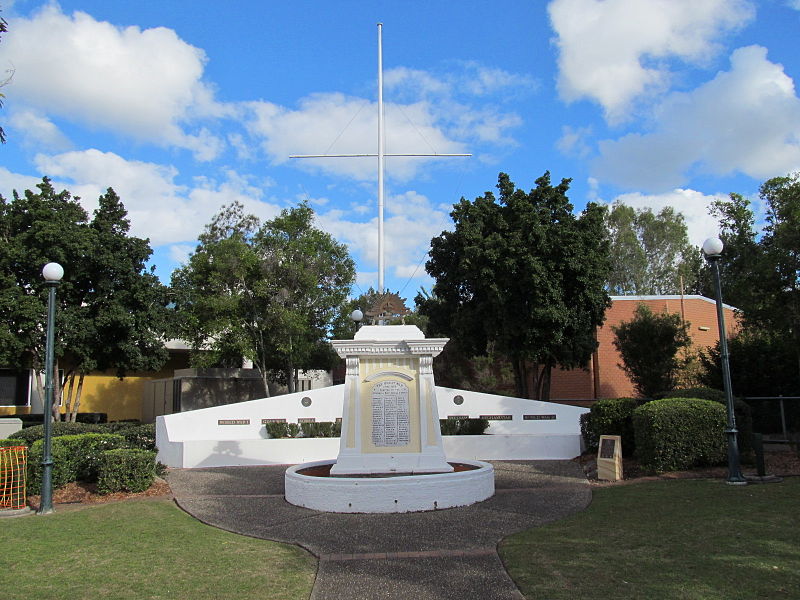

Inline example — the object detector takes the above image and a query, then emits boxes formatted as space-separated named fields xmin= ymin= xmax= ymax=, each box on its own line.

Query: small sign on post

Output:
xmin=597 ymin=435 xmax=623 ymax=481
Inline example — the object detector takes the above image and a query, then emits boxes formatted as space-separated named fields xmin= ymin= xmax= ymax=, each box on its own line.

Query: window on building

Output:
xmin=0 ymin=369 xmax=31 ymax=406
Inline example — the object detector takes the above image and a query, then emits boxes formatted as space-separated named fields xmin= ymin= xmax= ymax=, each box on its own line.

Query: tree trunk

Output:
xmin=63 ymin=374 xmax=76 ymax=422
xmin=540 ymin=363 xmax=552 ymax=402
xmin=34 ymin=369 xmax=45 ymax=418
xmin=512 ymin=356 xmax=525 ymax=398
xmin=53 ymin=359 xmax=62 ymax=422
xmin=68 ymin=374 xmax=85 ymax=423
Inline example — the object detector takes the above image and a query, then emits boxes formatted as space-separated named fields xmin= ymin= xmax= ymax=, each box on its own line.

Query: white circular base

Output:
xmin=285 ymin=459 xmax=495 ymax=513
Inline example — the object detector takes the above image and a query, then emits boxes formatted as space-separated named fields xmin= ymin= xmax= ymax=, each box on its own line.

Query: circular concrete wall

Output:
xmin=285 ymin=459 xmax=494 ymax=513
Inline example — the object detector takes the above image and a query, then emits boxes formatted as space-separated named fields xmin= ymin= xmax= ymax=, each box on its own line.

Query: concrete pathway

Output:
xmin=167 ymin=460 xmax=590 ymax=599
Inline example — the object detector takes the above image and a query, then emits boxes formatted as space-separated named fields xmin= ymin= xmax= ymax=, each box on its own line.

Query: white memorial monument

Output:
xmin=330 ymin=324 xmax=452 ymax=475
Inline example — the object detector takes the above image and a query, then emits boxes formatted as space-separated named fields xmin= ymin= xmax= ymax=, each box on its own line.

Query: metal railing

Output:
xmin=742 ymin=396 xmax=800 ymax=444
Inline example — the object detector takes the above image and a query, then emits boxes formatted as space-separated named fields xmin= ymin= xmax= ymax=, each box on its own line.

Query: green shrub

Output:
xmin=655 ymin=387 xmax=725 ymax=402
xmin=9 ymin=422 xmax=103 ymax=447
xmin=27 ymin=433 xmax=126 ymax=495
xmin=659 ymin=388 xmax=753 ymax=459
xmin=104 ymin=423 xmax=157 ymax=450
xmin=286 ymin=423 xmax=301 ymax=438
xmin=439 ymin=418 xmax=490 ymax=435
xmin=264 ymin=422 xmax=290 ymax=438
xmin=633 ymin=398 xmax=726 ymax=473
xmin=582 ymin=398 xmax=640 ymax=455
xmin=299 ymin=422 xmax=341 ymax=438
xmin=0 ymin=438 xmax=26 ymax=448
xmin=96 ymin=449 xmax=157 ymax=494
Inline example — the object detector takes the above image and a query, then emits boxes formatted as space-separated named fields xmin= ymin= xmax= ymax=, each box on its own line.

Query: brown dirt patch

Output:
xmin=577 ymin=447 xmax=800 ymax=486
xmin=27 ymin=477 xmax=172 ymax=511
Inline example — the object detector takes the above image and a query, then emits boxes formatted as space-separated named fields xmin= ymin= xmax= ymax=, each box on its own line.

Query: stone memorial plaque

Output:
xmin=371 ymin=380 xmax=410 ymax=447
xmin=298 ymin=417 xmax=316 ymax=423
xmin=597 ymin=435 xmax=623 ymax=481
xmin=523 ymin=414 xmax=557 ymax=420
xmin=599 ymin=437 xmax=616 ymax=459
xmin=261 ymin=418 xmax=286 ymax=424
xmin=218 ymin=419 xmax=250 ymax=425
xmin=480 ymin=414 xmax=513 ymax=420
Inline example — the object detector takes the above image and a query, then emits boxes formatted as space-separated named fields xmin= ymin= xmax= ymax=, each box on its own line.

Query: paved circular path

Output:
xmin=167 ymin=460 xmax=591 ymax=599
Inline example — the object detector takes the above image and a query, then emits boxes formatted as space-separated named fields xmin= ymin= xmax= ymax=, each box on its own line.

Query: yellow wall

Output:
xmin=0 ymin=351 xmax=189 ymax=422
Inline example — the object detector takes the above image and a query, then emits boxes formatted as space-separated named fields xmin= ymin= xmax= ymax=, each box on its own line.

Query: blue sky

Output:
xmin=2 ymin=0 xmax=799 ymax=300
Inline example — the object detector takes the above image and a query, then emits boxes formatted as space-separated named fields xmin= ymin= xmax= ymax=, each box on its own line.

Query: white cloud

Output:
xmin=607 ymin=188 xmax=725 ymax=246
xmin=8 ymin=109 xmax=71 ymax=150
xmin=557 ymin=125 xmax=593 ymax=158
xmin=4 ymin=4 xmax=227 ymax=159
xmin=594 ymin=46 xmax=800 ymax=190
xmin=787 ymin=1 xmax=800 ymax=10
xmin=31 ymin=149 xmax=278 ymax=245
xmin=169 ymin=244 xmax=194 ymax=265
xmin=548 ymin=0 xmax=754 ymax=122
xmin=317 ymin=189 xmax=449 ymax=287
xmin=384 ymin=62 xmax=537 ymax=99
xmin=246 ymin=93 xmax=470 ymax=182
xmin=0 ymin=167 xmax=44 ymax=199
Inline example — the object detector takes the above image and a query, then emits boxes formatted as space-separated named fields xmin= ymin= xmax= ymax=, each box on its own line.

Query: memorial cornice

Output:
xmin=332 ymin=338 xmax=449 ymax=358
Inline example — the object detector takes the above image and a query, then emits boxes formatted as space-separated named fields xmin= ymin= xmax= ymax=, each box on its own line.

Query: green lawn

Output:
xmin=0 ymin=499 xmax=315 ymax=600
xmin=501 ymin=477 xmax=800 ymax=599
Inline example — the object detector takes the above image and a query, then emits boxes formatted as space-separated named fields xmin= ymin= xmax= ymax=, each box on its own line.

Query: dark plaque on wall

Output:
xmin=480 ymin=414 xmax=513 ymax=420
xmin=523 ymin=414 xmax=557 ymax=420
xmin=600 ymin=437 xmax=616 ymax=459
xmin=218 ymin=419 xmax=250 ymax=425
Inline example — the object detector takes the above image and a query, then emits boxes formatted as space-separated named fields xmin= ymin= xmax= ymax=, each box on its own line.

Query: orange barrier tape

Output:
xmin=0 ymin=446 xmax=28 ymax=510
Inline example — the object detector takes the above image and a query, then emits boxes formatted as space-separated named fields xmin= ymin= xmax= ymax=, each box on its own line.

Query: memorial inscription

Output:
xmin=600 ymin=437 xmax=616 ymax=459
xmin=371 ymin=379 xmax=410 ymax=447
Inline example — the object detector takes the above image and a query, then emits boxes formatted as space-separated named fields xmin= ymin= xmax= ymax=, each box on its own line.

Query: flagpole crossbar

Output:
xmin=290 ymin=154 xmax=472 ymax=158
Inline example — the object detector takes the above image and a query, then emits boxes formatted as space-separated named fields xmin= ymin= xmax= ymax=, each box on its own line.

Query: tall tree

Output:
xmin=419 ymin=172 xmax=611 ymax=400
xmin=0 ymin=179 xmax=170 ymax=420
xmin=171 ymin=201 xmax=355 ymax=395
xmin=700 ymin=193 xmax=763 ymax=314
xmin=606 ymin=203 xmax=701 ymax=295
xmin=612 ymin=303 xmax=692 ymax=398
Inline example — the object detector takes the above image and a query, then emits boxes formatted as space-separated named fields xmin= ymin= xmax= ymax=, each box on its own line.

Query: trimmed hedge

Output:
xmin=633 ymin=398 xmax=726 ymax=473
xmin=299 ymin=422 xmax=341 ymax=438
xmin=439 ymin=418 xmax=490 ymax=436
xmin=581 ymin=398 xmax=640 ymax=455
xmin=27 ymin=433 xmax=126 ymax=495
xmin=97 ymin=449 xmax=157 ymax=494
xmin=0 ymin=438 xmax=26 ymax=448
xmin=8 ymin=422 xmax=156 ymax=452
xmin=659 ymin=388 xmax=754 ymax=459
xmin=654 ymin=387 xmax=725 ymax=402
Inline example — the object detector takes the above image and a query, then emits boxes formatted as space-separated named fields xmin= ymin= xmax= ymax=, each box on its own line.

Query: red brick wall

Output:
xmin=551 ymin=296 xmax=738 ymax=400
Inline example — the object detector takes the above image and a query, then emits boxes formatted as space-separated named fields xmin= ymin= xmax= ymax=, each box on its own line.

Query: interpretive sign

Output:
xmin=597 ymin=435 xmax=623 ymax=481
xmin=371 ymin=380 xmax=410 ymax=447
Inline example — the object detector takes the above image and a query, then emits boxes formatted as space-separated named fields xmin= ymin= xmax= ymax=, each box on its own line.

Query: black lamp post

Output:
xmin=38 ymin=262 xmax=64 ymax=515
xmin=702 ymin=238 xmax=747 ymax=486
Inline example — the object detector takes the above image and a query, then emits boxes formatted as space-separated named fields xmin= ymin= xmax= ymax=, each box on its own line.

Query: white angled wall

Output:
xmin=156 ymin=385 xmax=589 ymax=468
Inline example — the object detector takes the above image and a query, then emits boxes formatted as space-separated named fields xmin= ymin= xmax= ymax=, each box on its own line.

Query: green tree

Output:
xmin=171 ymin=201 xmax=355 ymax=395
xmin=0 ymin=179 xmax=170 ymax=420
xmin=700 ymin=192 xmax=763 ymax=314
xmin=419 ymin=172 xmax=611 ymax=400
xmin=612 ymin=304 xmax=692 ymax=398
xmin=606 ymin=203 xmax=701 ymax=295
xmin=700 ymin=174 xmax=800 ymax=387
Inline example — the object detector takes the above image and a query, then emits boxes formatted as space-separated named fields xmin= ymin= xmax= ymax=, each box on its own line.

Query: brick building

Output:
xmin=548 ymin=295 xmax=737 ymax=402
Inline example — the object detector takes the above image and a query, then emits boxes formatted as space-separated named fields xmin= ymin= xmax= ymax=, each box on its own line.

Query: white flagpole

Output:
xmin=377 ymin=22 xmax=385 ymax=294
